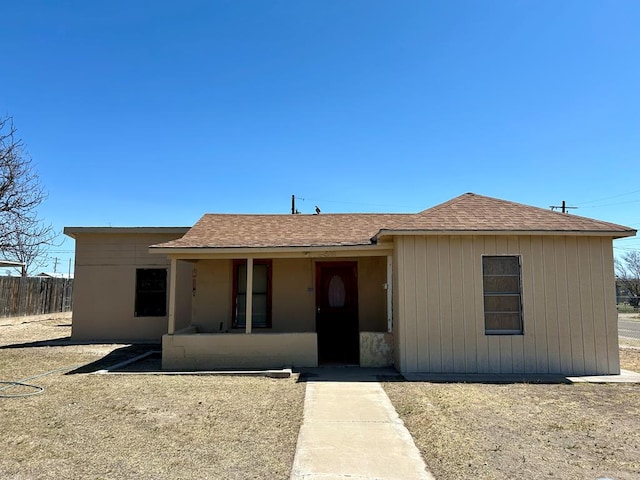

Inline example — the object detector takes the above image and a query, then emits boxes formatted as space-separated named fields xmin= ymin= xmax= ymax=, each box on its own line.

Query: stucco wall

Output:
xmin=395 ymin=235 xmax=619 ymax=375
xmin=190 ymin=258 xmax=317 ymax=332
xmin=69 ymin=231 xmax=189 ymax=342
xmin=174 ymin=260 xmax=193 ymax=332
xmin=190 ymin=259 xmax=232 ymax=332
xmin=162 ymin=332 xmax=318 ymax=369
xmin=190 ymin=257 xmax=387 ymax=334
xmin=357 ymin=256 xmax=387 ymax=332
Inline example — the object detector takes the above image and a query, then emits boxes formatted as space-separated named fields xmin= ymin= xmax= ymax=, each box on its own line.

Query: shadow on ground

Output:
xmin=295 ymin=367 xmax=573 ymax=384
xmin=0 ymin=335 xmax=589 ymax=383
xmin=296 ymin=367 xmax=404 ymax=383
xmin=66 ymin=346 xmax=161 ymax=374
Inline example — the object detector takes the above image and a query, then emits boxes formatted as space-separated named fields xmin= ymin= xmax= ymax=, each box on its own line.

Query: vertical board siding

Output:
xmin=438 ymin=237 xmax=454 ymax=371
xmin=484 ymin=236 xmax=501 ymax=374
xmin=496 ymin=236 xmax=513 ymax=374
xmin=518 ymin=237 xmax=537 ymax=373
xmin=449 ymin=236 xmax=466 ymax=372
xmin=394 ymin=238 xmax=405 ymax=371
xmin=461 ymin=236 xmax=477 ymax=372
xmin=589 ymin=238 xmax=609 ymax=373
xmin=507 ymin=236 xmax=525 ymax=373
xmin=577 ymin=238 xmax=597 ymax=373
xmin=554 ymin=237 xmax=573 ymax=373
xmin=530 ymin=236 xmax=549 ymax=373
xmin=473 ymin=237 xmax=489 ymax=373
xmin=542 ymin=237 xmax=561 ymax=373
xmin=565 ymin=236 xmax=586 ymax=374
xmin=396 ymin=234 xmax=618 ymax=374
xmin=405 ymin=238 xmax=420 ymax=370
xmin=414 ymin=237 xmax=429 ymax=371
xmin=426 ymin=237 xmax=442 ymax=372
xmin=601 ymin=239 xmax=620 ymax=373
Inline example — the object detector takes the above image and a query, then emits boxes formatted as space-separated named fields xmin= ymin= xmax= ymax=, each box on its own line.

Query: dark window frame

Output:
xmin=232 ymin=259 xmax=273 ymax=329
xmin=482 ymin=255 xmax=523 ymax=335
xmin=134 ymin=268 xmax=167 ymax=317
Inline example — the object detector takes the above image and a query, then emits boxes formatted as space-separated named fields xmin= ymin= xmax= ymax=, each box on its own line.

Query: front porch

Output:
xmin=159 ymin=249 xmax=395 ymax=370
xmin=162 ymin=328 xmax=318 ymax=369
xmin=162 ymin=327 xmax=394 ymax=370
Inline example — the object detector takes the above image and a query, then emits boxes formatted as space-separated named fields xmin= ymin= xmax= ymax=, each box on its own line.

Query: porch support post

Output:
xmin=386 ymin=255 xmax=393 ymax=333
xmin=245 ymin=258 xmax=253 ymax=334
xmin=168 ymin=258 xmax=177 ymax=335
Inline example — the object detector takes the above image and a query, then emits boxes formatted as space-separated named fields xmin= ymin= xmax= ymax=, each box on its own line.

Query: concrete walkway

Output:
xmin=290 ymin=368 xmax=434 ymax=480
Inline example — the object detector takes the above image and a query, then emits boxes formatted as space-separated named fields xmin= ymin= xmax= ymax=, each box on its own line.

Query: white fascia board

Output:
xmin=149 ymin=244 xmax=393 ymax=259
xmin=373 ymin=229 xmax=637 ymax=241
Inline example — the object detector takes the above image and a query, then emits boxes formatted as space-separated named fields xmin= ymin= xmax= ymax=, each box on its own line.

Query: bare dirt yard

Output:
xmin=384 ymin=350 xmax=640 ymax=480
xmin=0 ymin=314 xmax=305 ymax=480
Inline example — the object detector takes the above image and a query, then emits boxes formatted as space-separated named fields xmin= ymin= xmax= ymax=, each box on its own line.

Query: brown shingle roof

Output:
xmin=152 ymin=193 xmax=635 ymax=249
xmin=155 ymin=213 xmax=411 ymax=248
xmin=375 ymin=193 xmax=635 ymax=237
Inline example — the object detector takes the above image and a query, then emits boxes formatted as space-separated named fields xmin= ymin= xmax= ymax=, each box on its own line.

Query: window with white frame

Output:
xmin=482 ymin=255 xmax=523 ymax=334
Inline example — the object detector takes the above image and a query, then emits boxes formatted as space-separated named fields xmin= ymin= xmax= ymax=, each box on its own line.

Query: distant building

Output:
xmin=36 ymin=272 xmax=74 ymax=279
xmin=0 ymin=260 xmax=25 ymax=277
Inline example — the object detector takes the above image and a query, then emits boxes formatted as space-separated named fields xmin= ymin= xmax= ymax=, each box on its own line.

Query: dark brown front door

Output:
xmin=316 ymin=261 xmax=359 ymax=365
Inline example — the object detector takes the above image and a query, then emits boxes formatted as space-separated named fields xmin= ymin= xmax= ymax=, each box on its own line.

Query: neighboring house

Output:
xmin=64 ymin=193 xmax=636 ymax=375
xmin=36 ymin=272 xmax=74 ymax=279
xmin=0 ymin=260 xmax=26 ymax=277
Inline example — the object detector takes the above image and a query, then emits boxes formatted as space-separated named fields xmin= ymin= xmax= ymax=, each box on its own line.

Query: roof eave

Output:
xmin=64 ymin=226 xmax=190 ymax=238
xmin=149 ymin=243 xmax=393 ymax=259
xmin=373 ymin=229 xmax=637 ymax=240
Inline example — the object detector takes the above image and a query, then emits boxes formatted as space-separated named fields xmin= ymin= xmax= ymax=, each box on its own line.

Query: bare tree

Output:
xmin=0 ymin=115 xmax=56 ymax=275
xmin=615 ymin=251 xmax=640 ymax=307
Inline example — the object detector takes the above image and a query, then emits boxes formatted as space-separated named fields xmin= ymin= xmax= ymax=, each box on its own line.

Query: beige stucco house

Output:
xmin=64 ymin=193 xmax=636 ymax=375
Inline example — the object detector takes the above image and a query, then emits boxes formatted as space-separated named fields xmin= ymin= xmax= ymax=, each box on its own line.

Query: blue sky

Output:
xmin=1 ymin=1 xmax=639 ymax=274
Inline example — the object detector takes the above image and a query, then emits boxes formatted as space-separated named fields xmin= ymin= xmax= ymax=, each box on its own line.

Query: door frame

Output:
xmin=315 ymin=261 xmax=359 ymax=364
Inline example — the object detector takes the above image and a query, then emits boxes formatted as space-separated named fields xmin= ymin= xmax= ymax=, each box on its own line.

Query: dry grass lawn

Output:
xmin=4 ymin=313 xmax=640 ymax=480
xmin=0 ymin=314 xmax=305 ymax=480
xmin=620 ymin=347 xmax=640 ymax=373
xmin=384 ymin=350 xmax=640 ymax=480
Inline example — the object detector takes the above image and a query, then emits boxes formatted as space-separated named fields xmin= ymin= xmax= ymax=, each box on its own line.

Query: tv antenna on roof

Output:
xmin=291 ymin=194 xmax=302 ymax=214
xmin=550 ymin=200 xmax=577 ymax=213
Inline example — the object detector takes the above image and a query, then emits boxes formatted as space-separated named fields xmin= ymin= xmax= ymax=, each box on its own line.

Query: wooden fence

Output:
xmin=0 ymin=276 xmax=73 ymax=318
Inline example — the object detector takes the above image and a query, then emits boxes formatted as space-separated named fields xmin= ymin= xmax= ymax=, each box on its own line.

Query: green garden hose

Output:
xmin=0 ymin=365 xmax=79 ymax=398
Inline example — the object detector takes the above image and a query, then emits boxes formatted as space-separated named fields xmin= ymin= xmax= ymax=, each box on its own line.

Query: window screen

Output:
xmin=482 ymin=256 xmax=523 ymax=334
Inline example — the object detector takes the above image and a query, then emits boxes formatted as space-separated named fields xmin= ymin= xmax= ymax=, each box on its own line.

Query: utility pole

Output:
xmin=53 ymin=257 xmax=58 ymax=273
xmin=550 ymin=200 xmax=577 ymax=213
